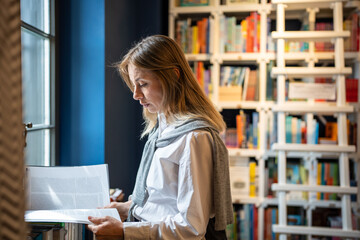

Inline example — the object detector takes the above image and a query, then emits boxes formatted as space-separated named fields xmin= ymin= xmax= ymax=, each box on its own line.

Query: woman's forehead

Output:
xmin=129 ymin=64 xmax=157 ymax=81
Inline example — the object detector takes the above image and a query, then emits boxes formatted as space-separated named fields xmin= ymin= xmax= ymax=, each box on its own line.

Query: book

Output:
xmin=238 ymin=208 xmax=249 ymax=240
xmin=180 ymin=0 xmax=209 ymax=7
xmin=346 ymin=78 xmax=358 ymax=102
xmin=324 ymin=162 xmax=330 ymax=200
xmin=225 ymin=128 xmax=238 ymax=148
xmin=219 ymin=15 xmax=226 ymax=53
xmin=192 ymin=25 xmax=199 ymax=53
xmin=253 ymin=205 xmax=258 ymax=240
xmin=241 ymin=68 xmax=250 ymax=100
xmin=236 ymin=113 xmax=244 ymax=148
xmin=287 ymin=161 xmax=303 ymax=200
xmin=331 ymin=163 xmax=339 ymax=200
xmin=249 ymin=162 xmax=257 ymax=197
xmin=235 ymin=24 xmax=242 ymax=52
xmin=241 ymin=18 xmax=248 ymax=52
xmin=229 ymin=165 xmax=250 ymax=200
xmin=244 ymin=69 xmax=258 ymax=101
xmin=25 ymin=164 xmax=121 ymax=224
xmin=266 ymin=158 xmax=278 ymax=198
xmin=285 ymin=116 xmax=293 ymax=143
xmin=237 ymin=110 xmax=247 ymax=148
xmin=252 ymin=111 xmax=259 ymax=148
xmin=246 ymin=14 xmax=254 ymax=53
xmin=249 ymin=205 xmax=254 ymax=240
xmin=291 ymin=117 xmax=298 ymax=143
xmin=299 ymin=165 xmax=309 ymax=200
xmin=244 ymin=205 xmax=252 ymax=239
xmin=264 ymin=208 xmax=272 ymax=239
xmin=253 ymin=12 xmax=260 ymax=53
xmin=226 ymin=17 xmax=236 ymax=52
xmin=271 ymin=208 xmax=278 ymax=240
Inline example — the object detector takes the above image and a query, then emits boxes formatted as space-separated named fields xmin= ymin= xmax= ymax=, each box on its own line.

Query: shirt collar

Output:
xmin=158 ymin=113 xmax=168 ymax=135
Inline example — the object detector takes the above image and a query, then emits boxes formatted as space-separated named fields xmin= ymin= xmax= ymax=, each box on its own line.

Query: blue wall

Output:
xmin=57 ymin=0 xmax=167 ymax=196
xmin=59 ymin=0 xmax=105 ymax=166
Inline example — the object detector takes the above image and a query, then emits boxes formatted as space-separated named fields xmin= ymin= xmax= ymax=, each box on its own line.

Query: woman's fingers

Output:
xmin=88 ymin=216 xmax=106 ymax=225
xmin=87 ymin=216 xmax=107 ymax=234
xmin=103 ymin=202 xmax=117 ymax=209
xmin=87 ymin=222 xmax=99 ymax=233
xmin=87 ymin=216 xmax=124 ymax=239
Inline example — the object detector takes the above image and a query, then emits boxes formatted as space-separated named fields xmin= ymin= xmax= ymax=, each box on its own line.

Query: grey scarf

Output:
xmin=128 ymin=119 xmax=233 ymax=231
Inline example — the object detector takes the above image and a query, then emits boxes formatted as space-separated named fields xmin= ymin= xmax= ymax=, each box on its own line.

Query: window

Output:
xmin=21 ymin=0 xmax=55 ymax=166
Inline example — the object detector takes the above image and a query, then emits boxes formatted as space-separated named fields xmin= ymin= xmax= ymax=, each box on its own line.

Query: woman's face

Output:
xmin=128 ymin=63 xmax=164 ymax=113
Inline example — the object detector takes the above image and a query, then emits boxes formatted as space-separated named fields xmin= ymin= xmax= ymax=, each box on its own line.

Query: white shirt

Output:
xmin=123 ymin=114 xmax=215 ymax=239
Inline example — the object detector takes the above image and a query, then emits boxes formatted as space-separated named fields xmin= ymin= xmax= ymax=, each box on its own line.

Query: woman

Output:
xmin=88 ymin=35 xmax=233 ymax=239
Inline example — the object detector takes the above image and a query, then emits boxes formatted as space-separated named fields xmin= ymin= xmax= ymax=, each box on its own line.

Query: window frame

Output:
xmin=21 ymin=0 xmax=56 ymax=166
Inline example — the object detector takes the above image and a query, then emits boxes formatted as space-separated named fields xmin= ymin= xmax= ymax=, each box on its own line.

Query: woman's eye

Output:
xmin=139 ymin=83 xmax=147 ymax=87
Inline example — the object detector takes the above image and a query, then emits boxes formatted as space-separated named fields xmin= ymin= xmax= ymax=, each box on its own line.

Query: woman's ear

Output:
xmin=174 ymin=68 xmax=180 ymax=79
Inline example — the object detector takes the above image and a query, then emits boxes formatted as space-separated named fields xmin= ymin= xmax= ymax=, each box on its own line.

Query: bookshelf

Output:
xmin=272 ymin=1 xmax=359 ymax=239
xmin=168 ymin=0 xmax=360 ymax=239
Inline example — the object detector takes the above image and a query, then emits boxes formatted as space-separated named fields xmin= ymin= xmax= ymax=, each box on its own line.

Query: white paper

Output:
xmin=25 ymin=208 xmax=121 ymax=224
xmin=26 ymin=164 xmax=110 ymax=210
xmin=25 ymin=164 xmax=119 ymax=224
xmin=288 ymin=82 xmax=336 ymax=100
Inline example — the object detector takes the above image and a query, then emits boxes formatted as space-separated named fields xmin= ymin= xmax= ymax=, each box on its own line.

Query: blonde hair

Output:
xmin=118 ymin=35 xmax=226 ymax=138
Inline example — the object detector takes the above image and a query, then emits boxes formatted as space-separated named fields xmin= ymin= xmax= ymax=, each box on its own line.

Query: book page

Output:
xmin=26 ymin=164 xmax=110 ymax=210
xmin=25 ymin=208 xmax=121 ymax=224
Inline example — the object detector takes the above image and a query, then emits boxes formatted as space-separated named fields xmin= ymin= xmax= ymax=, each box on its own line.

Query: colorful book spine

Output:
xmin=252 ymin=112 xmax=259 ymax=149
xmin=246 ymin=14 xmax=254 ymax=53
xmin=249 ymin=162 xmax=257 ymax=197
xmin=285 ymin=116 xmax=292 ymax=143
xmin=331 ymin=163 xmax=339 ymax=200
xmin=236 ymin=114 xmax=244 ymax=148
xmin=346 ymin=78 xmax=358 ymax=102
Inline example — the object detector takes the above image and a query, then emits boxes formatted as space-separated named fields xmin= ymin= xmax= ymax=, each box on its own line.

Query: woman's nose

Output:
xmin=133 ymin=86 xmax=143 ymax=100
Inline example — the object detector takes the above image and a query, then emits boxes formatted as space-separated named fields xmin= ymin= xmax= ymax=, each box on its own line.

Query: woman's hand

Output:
xmin=103 ymin=200 xmax=132 ymax=222
xmin=87 ymin=216 xmax=124 ymax=240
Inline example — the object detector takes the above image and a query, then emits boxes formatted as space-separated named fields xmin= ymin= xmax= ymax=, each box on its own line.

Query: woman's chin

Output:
xmin=145 ymin=107 xmax=157 ymax=114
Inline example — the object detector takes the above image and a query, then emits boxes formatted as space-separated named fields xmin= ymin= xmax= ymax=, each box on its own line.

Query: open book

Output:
xmin=25 ymin=164 xmax=121 ymax=224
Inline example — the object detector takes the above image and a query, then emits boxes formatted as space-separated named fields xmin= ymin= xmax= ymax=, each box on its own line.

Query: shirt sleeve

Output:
xmin=123 ymin=131 xmax=214 ymax=240
xmin=123 ymin=222 xmax=151 ymax=240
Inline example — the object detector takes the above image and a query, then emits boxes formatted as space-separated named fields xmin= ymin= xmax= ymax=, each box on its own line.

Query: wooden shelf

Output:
xmin=170 ymin=6 xmax=213 ymax=14
xmin=272 ymin=0 xmax=347 ymax=4
xmin=171 ymin=3 xmax=275 ymax=14
xmin=185 ymin=54 xmax=211 ymax=61
xmin=272 ymin=143 xmax=356 ymax=153
xmin=273 ymin=225 xmax=360 ymax=238
xmin=272 ymin=104 xmax=354 ymax=114
xmin=216 ymin=101 xmax=262 ymax=110
xmin=232 ymin=196 xmax=259 ymax=205
xmin=219 ymin=53 xmax=260 ymax=62
xmin=228 ymin=148 xmax=259 ymax=158
xmin=263 ymin=198 xmax=360 ymax=208
xmin=272 ymin=184 xmax=358 ymax=194
xmin=265 ymin=150 xmax=323 ymax=158
xmin=263 ymin=198 xmax=309 ymax=207
xmin=220 ymin=3 xmax=264 ymax=13
xmin=271 ymin=67 xmax=352 ymax=77
xmin=272 ymin=31 xmax=350 ymax=42
xmin=188 ymin=52 xmax=359 ymax=63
